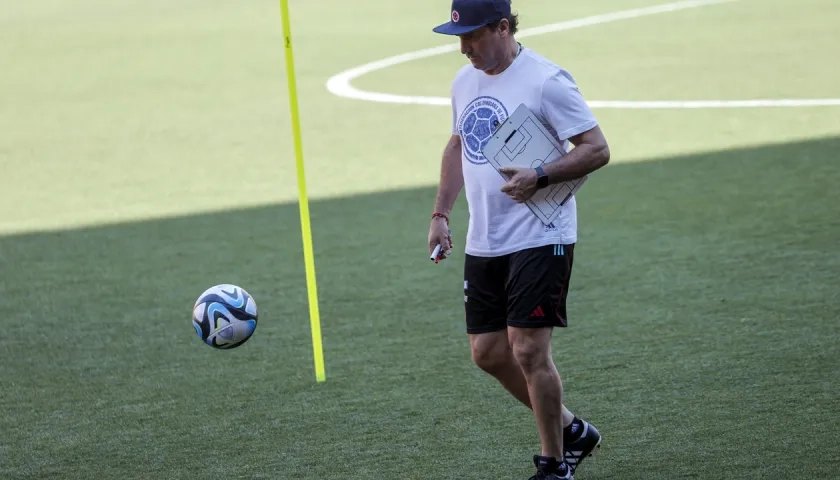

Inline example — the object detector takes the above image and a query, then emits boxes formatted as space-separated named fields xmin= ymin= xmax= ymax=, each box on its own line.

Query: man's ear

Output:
xmin=498 ymin=18 xmax=510 ymax=37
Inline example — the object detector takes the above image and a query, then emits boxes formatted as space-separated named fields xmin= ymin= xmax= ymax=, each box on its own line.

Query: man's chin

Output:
xmin=468 ymin=58 xmax=485 ymax=70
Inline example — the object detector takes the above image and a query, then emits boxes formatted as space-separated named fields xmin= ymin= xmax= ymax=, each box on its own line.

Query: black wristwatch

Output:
xmin=534 ymin=166 xmax=549 ymax=189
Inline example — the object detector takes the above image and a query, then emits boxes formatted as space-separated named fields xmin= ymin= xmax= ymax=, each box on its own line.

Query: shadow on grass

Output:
xmin=1 ymin=136 xmax=839 ymax=479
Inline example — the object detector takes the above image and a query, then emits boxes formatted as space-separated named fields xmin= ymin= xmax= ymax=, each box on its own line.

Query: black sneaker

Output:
xmin=564 ymin=419 xmax=602 ymax=476
xmin=528 ymin=455 xmax=572 ymax=480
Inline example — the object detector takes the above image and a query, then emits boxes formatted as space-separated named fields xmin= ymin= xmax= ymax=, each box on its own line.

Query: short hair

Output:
xmin=487 ymin=12 xmax=519 ymax=34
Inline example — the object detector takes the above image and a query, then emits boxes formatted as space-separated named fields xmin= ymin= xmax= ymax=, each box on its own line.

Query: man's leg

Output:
xmin=468 ymin=330 xmax=531 ymax=405
xmin=508 ymin=326 xmax=566 ymax=459
xmin=463 ymin=251 xmax=527 ymax=403
xmin=464 ymin=247 xmax=599 ymax=477
xmin=469 ymin=330 xmax=585 ymax=479
xmin=525 ymin=243 xmax=601 ymax=476
xmin=469 ymin=330 xmax=576 ymax=426
xmin=504 ymin=243 xmax=590 ymax=478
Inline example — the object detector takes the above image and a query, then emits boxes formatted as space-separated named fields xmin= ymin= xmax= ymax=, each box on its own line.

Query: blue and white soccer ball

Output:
xmin=192 ymin=284 xmax=258 ymax=349
xmin=463 ymin=105 xmax=502 ymax=159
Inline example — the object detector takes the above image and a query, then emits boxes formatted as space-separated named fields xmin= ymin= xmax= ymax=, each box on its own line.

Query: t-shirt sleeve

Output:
xmin=540 ymin=70 xmax=598 ymax=141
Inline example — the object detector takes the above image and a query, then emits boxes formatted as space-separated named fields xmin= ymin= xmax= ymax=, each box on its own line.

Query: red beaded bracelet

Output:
xmin=431 ymin=212 xmax=449 ymax=224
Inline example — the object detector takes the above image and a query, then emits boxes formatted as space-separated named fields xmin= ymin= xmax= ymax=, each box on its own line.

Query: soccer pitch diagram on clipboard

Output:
xmin=481 ymin=104 xmax=588 ymax=226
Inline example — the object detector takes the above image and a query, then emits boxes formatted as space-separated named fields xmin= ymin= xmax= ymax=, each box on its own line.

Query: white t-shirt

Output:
xmin=451 ymin=45 xmax=598 ymax=257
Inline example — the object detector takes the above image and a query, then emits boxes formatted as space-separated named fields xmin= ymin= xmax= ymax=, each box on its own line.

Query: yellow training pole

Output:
xmin=278 ymin=0 xmax=326 ymax=382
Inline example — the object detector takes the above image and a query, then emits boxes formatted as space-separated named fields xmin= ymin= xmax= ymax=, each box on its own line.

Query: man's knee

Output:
xmin=509 ymin=327 xmax=553 ymax=373
xmin=469 ymin=331 xmax=513 ymax=374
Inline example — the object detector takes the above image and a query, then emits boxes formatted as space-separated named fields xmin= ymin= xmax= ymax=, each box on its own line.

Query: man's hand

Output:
xmin=428 ymin=215 xmax=453 ymax=262
xmin=499 ymin=167 xmax=538 ymax=203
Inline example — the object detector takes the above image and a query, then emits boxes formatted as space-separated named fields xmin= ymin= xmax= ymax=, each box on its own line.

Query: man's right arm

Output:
xmin=432 ymin=134 xmax=464 ymax=218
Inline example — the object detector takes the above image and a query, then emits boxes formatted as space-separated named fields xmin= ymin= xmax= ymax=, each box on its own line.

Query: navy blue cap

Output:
xmin=432 ymin=0 xmax=511 ymax=35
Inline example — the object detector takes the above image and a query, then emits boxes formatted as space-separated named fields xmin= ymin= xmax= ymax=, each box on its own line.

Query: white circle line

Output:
xmin=325 ymin=0 xmax=840 ymax=109
xmin=589 ymin=99 xmax=840 ymax=108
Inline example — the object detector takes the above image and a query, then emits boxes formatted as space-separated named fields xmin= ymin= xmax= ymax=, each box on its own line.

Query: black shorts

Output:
xmin=463 ymin=243 xmax=575 ymax=334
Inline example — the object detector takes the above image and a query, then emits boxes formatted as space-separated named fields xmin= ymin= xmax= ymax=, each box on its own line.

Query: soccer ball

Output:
xmin=463 ymin=105 xmax=502 ymax=158
xmin=192 ymin=284 xmax=258 ymax=349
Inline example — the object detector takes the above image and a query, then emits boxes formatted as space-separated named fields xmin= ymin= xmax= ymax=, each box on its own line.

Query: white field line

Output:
xmin=325 ymin=0 xmax=840 ymax=109
xmin=588 ymin=99 xmax=840 ymax=108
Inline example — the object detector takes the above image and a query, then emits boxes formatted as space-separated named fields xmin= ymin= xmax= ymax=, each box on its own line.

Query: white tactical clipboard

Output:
xmin=481 ymin=103 xmax=587 ymax=226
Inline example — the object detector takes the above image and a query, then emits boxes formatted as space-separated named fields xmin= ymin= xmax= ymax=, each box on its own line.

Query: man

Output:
xmin=427 ymin=1 xmax=611 ymax=479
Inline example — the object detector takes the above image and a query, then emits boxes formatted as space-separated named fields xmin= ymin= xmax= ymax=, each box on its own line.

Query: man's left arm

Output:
xmin=542 ymin=124 xmax=610 ymax=184
xmin=500 ymin=72 xmax=610 ymax=202
xmin=539 ymin=70 xmax=610 ymax=182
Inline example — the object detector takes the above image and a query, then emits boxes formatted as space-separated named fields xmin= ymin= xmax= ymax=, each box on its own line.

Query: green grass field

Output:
xmin=1 ymin=0 xmax=839 ymax=478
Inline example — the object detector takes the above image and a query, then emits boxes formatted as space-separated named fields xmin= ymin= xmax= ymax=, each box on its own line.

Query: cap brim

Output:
xmin=432 ymin=21 xmax=485 ymax=35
